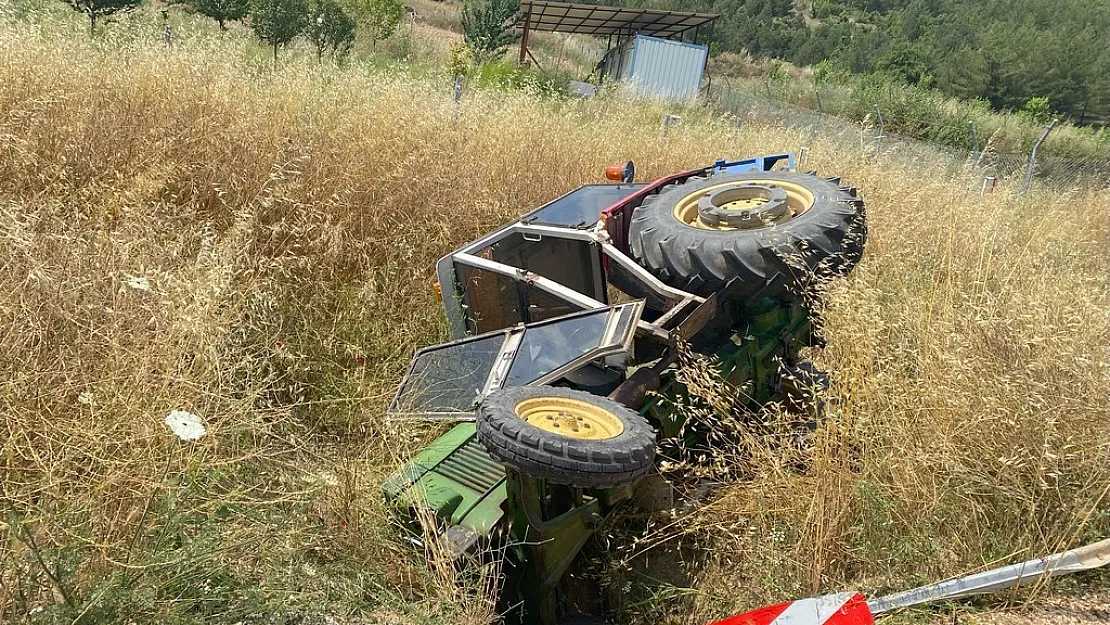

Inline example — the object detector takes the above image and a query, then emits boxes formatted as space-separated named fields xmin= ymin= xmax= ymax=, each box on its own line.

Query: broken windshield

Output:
xmin=387 ymin=303 xmax=643 ymax=420
xmin=506 ymin=310 xmax=608 ymax=386
xmin=391 ymin=333 xmax=505 ymax=415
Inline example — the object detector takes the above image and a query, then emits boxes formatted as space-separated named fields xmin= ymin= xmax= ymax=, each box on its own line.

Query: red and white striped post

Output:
xmin=705 ymin=538 xmax=1110 ymax=625
xmin=707 ymin=592 xmax=873 ymax=625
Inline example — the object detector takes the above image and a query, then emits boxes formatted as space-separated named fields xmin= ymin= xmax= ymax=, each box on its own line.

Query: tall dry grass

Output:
xmin=606 ymin=157 xmax=1110 ymax=623
xmin=0 ymin=10 xmax=1107 ymax=625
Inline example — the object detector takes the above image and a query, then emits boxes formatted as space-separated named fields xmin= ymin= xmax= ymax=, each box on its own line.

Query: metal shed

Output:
xmin=603 ymin=35 xmax=709 ymax=101
xmin=516 ymin=1 xmax=718 ymax=102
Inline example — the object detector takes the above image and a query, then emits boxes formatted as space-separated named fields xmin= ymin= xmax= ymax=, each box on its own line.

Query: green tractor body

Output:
xmin=382 ymin=155 xmax=865 ymax=623
xmin=382 ymin=422 xmax=507 ymax=553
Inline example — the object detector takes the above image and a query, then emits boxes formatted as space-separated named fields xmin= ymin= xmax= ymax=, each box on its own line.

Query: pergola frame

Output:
xmin=516 ymin=1 xmax=718 ymax=66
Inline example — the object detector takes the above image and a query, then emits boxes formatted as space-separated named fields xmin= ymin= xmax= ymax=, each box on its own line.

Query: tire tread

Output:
xmin=629 ymin=170 xmax=866 ymax=304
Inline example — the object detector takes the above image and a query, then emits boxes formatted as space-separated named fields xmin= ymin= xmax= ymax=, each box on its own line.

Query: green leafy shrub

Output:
xmin=1019 ymin=96 xmax=1055 ymax=126
xmin=460 ymin=0 xmax=518 ymax=63
xmin=473 ymin=59 xmax=568 ymax=98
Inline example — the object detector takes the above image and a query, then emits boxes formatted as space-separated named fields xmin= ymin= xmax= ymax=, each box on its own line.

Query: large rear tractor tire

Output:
xmin=475 ymin=386 xmax=656 ymax=489
xmin=629 ymin=170 xmax=865 ymax=304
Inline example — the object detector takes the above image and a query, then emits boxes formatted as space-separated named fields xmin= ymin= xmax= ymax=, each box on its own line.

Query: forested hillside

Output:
xmin=600 ymin=0 xmax=1110 ymax=125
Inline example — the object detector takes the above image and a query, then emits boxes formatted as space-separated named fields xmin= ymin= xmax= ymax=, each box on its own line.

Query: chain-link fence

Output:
xmin=705 ymin=80 xmax=1110 ymax=195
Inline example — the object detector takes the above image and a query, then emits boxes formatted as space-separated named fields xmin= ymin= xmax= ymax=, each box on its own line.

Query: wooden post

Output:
xmin=518 ymin=5 xmax=532 ymax=65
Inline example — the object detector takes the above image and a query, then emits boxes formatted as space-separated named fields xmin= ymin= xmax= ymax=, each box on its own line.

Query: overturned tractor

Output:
xmin=383 ymin=155 xmax=865 ymax=624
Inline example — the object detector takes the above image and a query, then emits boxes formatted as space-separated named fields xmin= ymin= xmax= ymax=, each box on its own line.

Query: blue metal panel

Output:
xmin=713 ymin=153 xmax=795 ymax=174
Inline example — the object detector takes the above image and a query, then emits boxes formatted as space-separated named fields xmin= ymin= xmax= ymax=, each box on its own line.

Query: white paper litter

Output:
xmin=165 ymin=409 xmax=206 ymax=441
xmin=123 ymin=275 xmax=152 ymax=292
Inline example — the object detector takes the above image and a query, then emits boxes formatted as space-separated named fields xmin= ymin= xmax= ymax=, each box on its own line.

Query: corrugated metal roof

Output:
xmin=517 ymin=1 xmax=718 ymax=38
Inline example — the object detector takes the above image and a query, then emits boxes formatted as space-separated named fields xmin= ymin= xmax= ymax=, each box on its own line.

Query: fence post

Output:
xmin=968 ymin=122 xmax=980 ymax=166
xmin=872 ymin=105 xmax=885 ymax=155
xmin=453 ymin=74 xmax=464 ymax=105
xmin=1023 ymin=119 xmax=1059 ymax=195
xmin=808 ymin=89 xmax=824 ymax=144
xmin=662 ymin=113 xmax=680 ymax=137
xmin=719 ymin=75 xmax=734 ymax=110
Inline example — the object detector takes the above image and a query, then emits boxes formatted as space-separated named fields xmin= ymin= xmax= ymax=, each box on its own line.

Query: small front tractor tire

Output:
xmin=475 ymin=386 xmax=656 ymax=489
xmin=629 ymin=170 xmax=865 ymax=304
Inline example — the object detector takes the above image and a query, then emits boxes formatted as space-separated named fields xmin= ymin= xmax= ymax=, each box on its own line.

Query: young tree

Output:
xmin=306 ymin=0 xmax=356 ymax=61
xmin=460 ymin=0 xmax=519 ymax=63
xmin=251 ymin=0 xmax=309 ymax=64
xmin=361 ymin=0 xmax=404 ymax=46
xmin=1019 ymin=97 xmax=1055 ymax=126
xmin=62 ymin=0 xmax=143 ymax=34
xmin=191 ymin=0 xmax=250 ymax=30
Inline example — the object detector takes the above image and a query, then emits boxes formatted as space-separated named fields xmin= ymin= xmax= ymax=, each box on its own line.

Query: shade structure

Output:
xmin=517 ymin=1 xmax=718 ymax=39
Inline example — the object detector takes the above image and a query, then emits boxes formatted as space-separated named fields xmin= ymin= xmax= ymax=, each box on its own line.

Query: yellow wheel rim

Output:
xmin=515 ymin=397 xmax=624 ymax=440
xmin=673 ymin=179 xmax=815 ymax=231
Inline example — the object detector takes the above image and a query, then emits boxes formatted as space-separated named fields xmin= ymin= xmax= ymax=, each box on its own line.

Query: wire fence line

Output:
xmin=704 ymin=82 xmax=1110 ymax=195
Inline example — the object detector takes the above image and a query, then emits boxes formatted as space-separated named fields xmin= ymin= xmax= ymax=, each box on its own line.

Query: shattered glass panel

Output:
xmin=391 ymin=334 xmax=505 ymax=415
xmin=611 ymin=304 xmax=637 ymax=344
xmin=456 ymin=263 xmax=522 ymax=335
xmin=506 ymin=310 xmax=610 ymax=386
xmin=605 ymin=258 xmax=672 ymax=312
xmin=487 ymin=233 xmax=603 ymax=308
xmin=523 ymin=284 xmax=581 ymax=324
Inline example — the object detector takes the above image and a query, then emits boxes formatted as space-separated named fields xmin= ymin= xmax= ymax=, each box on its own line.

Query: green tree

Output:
xmin=1019 ymin=97 xmax=1054 ymax=126
xmin=61 ymin=0 xmax=142 ymax=33
xmin=251 ymin=0 xmax=309 ymax=64
xmin=765 ymin=61 xmax=788 ymax=96
xmin=938 ymin=48 xmax=991 ymax=101
xmin=460 ymin=0 xmax=519 ymax=63
xmin=190 ymin=0 xmax=250 ymax=30
xmin=874 ymin=41 xmax=931 ymax=87
xmin=307 ymin=0 xmax=356 ymax=60
xmin=360 ymin=0 xmax=404 ymax=45
xmin=812 ymin=59 xmax=833 ymax=86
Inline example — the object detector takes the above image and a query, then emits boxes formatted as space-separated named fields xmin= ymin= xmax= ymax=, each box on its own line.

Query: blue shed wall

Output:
xmin=624 ymin=35 xmax=708 ymax=101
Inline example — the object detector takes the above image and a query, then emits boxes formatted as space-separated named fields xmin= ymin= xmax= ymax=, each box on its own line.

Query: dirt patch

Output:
xmin=929 ymin=596 xmax=1110 ymax=625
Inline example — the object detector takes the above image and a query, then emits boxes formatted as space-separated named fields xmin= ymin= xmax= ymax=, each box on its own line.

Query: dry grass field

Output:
xmin=1 ymin=10 xmax=1108 ymax=625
